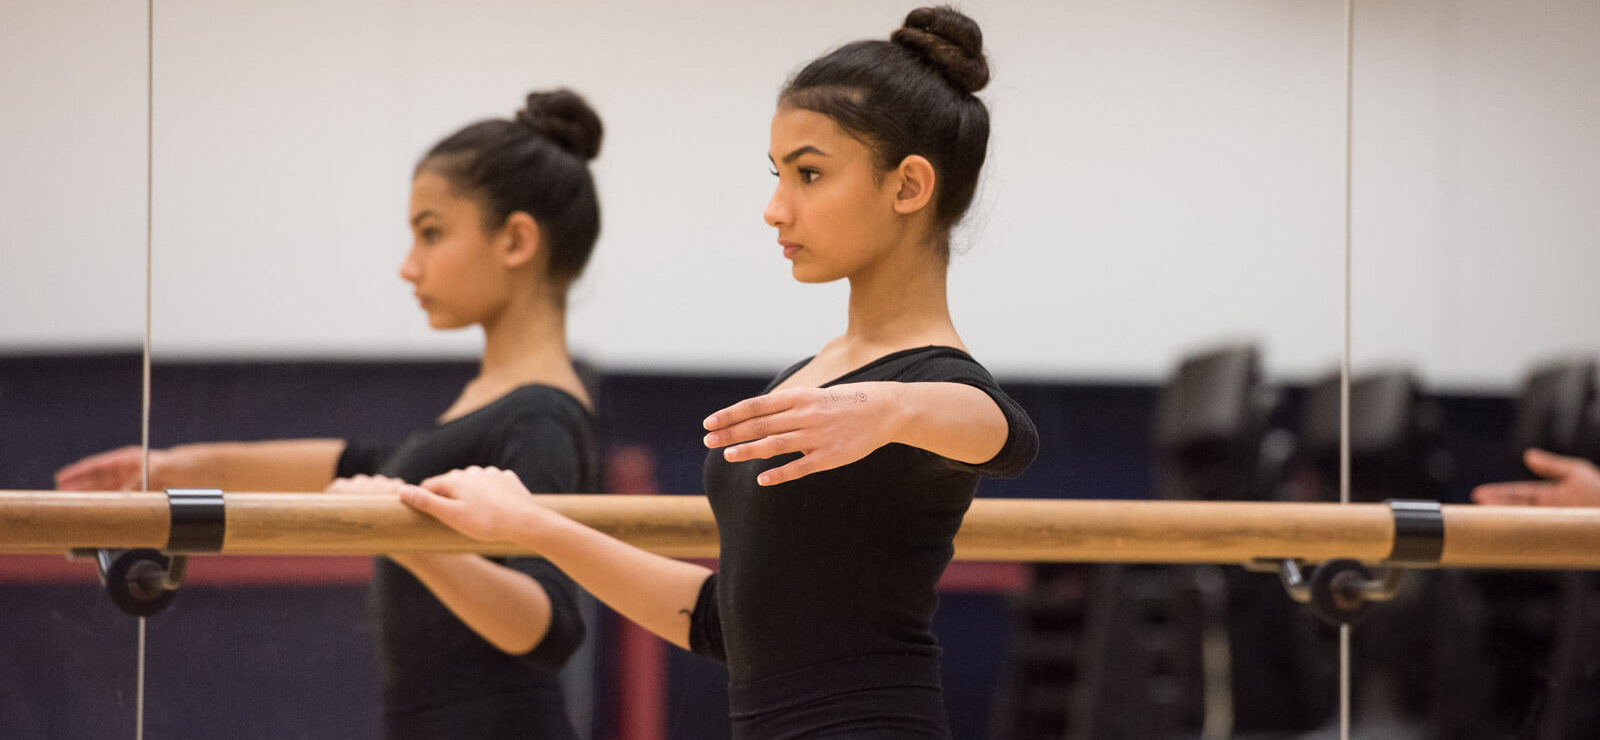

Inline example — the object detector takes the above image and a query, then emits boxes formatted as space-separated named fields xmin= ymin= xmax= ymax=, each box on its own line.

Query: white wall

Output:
xmin=1349 ymin=0 xmax=1600 ymax=389
xmin=2 ymin=1 xmax=1595 ymax=388
xmin=0 ymin=1 xmax=148 ymax=346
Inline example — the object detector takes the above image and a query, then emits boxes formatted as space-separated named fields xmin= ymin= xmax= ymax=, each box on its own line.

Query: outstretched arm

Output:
xmin=56 ymin=439 xmax=346 ymax=492
xmin=703 ymin=381 xmax=1011 ymax=486
xmin=402 ymin=467 xmax=711 ymax=650
xmin=1472 ymin=448 xmax=1600 ymax=507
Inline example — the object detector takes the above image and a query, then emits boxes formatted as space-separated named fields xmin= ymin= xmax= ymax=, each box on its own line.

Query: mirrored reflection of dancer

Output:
xmin=403 ymin=8 xmax=1039 ymax=737
xmin=55 ymin=89 xmax=606 ymax=740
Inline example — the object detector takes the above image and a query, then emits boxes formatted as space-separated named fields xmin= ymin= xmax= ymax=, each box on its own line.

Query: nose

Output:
xmin=763 ymin=186 xmax=789 ymax=229
xmin=399 ymin=245 xmax=422 ymax=284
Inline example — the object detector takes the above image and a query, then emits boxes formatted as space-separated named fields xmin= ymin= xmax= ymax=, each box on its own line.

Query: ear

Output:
xmin=500 ymin=211 xmax=542 ymax=269
xmin=890 ymin=155 xmax=937 ymax=216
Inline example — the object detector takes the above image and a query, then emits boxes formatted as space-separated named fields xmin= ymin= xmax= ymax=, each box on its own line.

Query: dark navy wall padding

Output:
xmin=0 ymin=353 xmax=1523 ymax=739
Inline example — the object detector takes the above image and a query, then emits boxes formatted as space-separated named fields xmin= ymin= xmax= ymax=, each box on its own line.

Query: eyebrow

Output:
xmin=770 ymin=145 xmax=828 ymax=165
xmin=410 ymin=210 xmax=438 ymax=227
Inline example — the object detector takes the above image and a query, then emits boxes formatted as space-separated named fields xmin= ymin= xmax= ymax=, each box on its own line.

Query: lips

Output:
xmin=779 ymin=240 xmax=802 ymax=259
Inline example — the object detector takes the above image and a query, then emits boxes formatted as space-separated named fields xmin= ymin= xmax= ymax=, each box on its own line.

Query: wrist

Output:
xmin=163 ymin=444 xmax=207 ymax=488
xmin=522 ymin=505 xmax=580 ymax=556
xmin=880 ymin=382 xmax=915 ymax=447
xmin=506 ymin=500 xmax=556 ymax=548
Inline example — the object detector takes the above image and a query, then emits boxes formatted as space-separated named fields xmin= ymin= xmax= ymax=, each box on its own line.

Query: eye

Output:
xmin=768 ymin=168 xmax=779 ymax=177
xmin=798 ymin=168 xmax=821 ymax=184
xmin=420 ymin=227 xmax=441 ymax=243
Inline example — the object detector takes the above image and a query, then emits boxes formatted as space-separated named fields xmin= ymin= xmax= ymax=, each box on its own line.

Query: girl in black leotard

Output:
xmin=57 ymin=90 xmax=606 ymax=740
xmin=403 ymin=7 xmax=1038 ymax=738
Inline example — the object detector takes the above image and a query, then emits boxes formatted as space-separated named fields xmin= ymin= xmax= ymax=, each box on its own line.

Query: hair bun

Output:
xmin=515 ymin=89 xmax=604 ymax=161
xmin=890 ymin=6 xmax=989 ymax=94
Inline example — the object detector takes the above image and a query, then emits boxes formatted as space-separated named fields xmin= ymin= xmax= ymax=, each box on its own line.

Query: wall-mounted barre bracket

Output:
xmin=1261 ymin=557 xmax=1406 ymax=626
xmin=165 ymin=488 xmax=225 ymax=553
xmin=1253 ymin=500 xmax=1437 ymax=625
xmin=1385 ymin=499 xmax=1444 ymax=565
xmin=71 ymin=489 xmax=223 ymax=618
xmin=81 ymin=547 xmax=182 ymax=618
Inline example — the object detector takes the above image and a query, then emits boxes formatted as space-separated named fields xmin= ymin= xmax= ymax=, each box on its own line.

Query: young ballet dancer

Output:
xmin=56 ymin=89 xmax=607 ymax=740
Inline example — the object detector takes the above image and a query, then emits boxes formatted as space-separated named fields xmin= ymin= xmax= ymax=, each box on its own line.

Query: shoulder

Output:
xmin=871 ymin=346 xmax=995 ymax=385
xmin=486 ymin=385 xmax=592 ymax=431
xmin=765 ymin=355 xmax=818 ymax=391
xmin=474 ymin=386 xmax=593 ymax=463
xmin=486 ymin=387 xmax=596 ymax=490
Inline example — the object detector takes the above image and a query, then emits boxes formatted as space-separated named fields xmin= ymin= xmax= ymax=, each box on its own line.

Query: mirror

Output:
xmin=4 ymin=1 xmax=1385 ymax=737
xmin=1347 ymin=1 xmax=1600 ymax=736
xmin=0 ymin=2 xmax=151 ymax=737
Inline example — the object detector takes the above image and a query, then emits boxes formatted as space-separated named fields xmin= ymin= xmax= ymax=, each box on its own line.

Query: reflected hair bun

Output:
xmin=515 ymin=89 xmax=604 ymax=161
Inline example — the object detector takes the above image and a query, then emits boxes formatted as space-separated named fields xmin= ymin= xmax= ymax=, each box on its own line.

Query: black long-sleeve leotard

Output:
xmin=338 ymin=384 xmax=597 ymax=740
xmin=690 ymin=346 xmax=1038 ymax=739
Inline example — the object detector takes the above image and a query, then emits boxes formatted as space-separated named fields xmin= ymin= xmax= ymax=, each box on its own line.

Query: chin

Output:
xmin=790 ymin=263 xmax=845 ymax=284
xmin=425 ymin=313 xmax=472 ymax=330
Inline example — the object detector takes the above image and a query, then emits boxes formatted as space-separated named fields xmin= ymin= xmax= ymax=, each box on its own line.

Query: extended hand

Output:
xmin=702 ymin=382 xmax=902 ymax=486
xmin=1472 ymin=448 xmax=1600 ymax=507
xmin=403 ymin=466 xmax=541 ymax=543
xmin=56 ymin=445 xmax=184 ymax=491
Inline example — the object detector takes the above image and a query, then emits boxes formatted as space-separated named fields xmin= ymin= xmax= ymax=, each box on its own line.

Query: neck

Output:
xmin=478 ymin=291 xmax=571 ymax=386
xmin=842 ymin=236 xmax=957 ymax=353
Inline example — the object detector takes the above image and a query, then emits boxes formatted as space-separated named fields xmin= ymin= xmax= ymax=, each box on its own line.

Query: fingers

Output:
xmin=722 ymin=433 xmax=804 ymax=463
xmin=55 ymin=446 xmax=141 ymax=490
xmin=400 ymin=486 xmax=451 ymax=515
xmin=420 ymin=471 xmax=466 ymax=498
xmin=326 ymin=474 xmax=407 ymax=495
xmin=705 ymin=413 xmax=805 ymax=449
xmin=419 ymin=466 xmax=516 ymax=498
xmin=1472 ymin=481 xmax=1554 ymax=506
xmin=704 ymin=391 xmax=799 ymax=432
xmin=1524 ymin=448 xmax=1585 ymax=480
xmin=325 ymin=474 xmax=366 ymax=493
xmin=756 ymin=456 xmax=822 ymax=486
xmin=400 ymin=487 xmax=477 ymax=534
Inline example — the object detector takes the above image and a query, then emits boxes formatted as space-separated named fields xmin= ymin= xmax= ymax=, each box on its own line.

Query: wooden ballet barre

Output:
xmin=1 ymin=490 xmax=1599 ymax=569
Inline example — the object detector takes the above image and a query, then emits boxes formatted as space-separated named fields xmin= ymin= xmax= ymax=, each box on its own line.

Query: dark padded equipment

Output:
xmin=1152 ymin=346 xmax=1281 ymax=502
xmin=1511 ymin=359 xmax=1598 ymax=461
xmin=1299 ymin=370 xmax=1447 ymax=504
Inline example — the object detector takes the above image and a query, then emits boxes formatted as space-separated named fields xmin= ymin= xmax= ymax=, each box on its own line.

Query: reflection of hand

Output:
xmin=702 ymin=382 xmax=901 ymax=486
xmin=55 ymin=445 xmax=186 ymax=491
xmin=1472 ymin=448 xmax=1600 ymax=507
xmin=327 ymin=476 xmax=443 ymax=568
xmin=403 ymin=466 xmax=543 ymax=544
xmin=325 ymin=474 xmax=411 ymax=496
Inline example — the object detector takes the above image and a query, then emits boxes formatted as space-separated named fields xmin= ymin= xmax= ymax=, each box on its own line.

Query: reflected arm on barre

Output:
xmin=55 ymin=439 xmax=346 ymax=492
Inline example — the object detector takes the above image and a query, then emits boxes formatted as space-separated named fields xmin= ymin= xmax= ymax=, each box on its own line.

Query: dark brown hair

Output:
xmin=781 ymin=6 xmax=990 ymax=246
xmin=418 ymin=89 xmax=603 ymax=294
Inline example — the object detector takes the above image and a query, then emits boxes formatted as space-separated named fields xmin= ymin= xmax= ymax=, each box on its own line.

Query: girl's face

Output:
xmin=763 ymin=107 xmax=905 ymax=283
xmin=400 ymin=172 xmax=515 ymax=329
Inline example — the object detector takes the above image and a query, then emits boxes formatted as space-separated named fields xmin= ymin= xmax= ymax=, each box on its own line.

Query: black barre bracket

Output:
xmin=1257 ymin=498 xmax=1443 ymax=625
xmin=85 ymin=489 xmax=227 ymax=618
xmin=1385 ymin=499 xmax=1444 ymax=565
xmin=166 ymin=488 xmax=226 ymax=553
